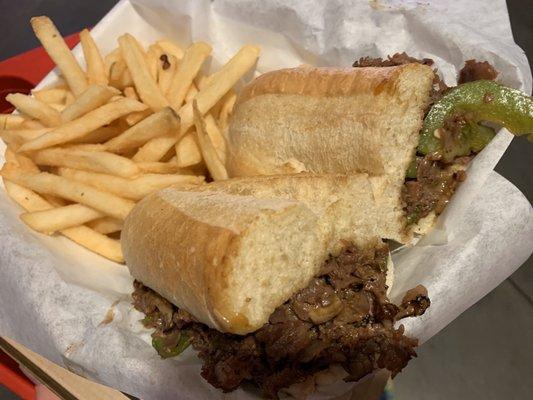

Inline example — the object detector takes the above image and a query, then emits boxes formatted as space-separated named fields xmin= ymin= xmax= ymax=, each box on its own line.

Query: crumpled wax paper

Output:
xmin=1 ymin=1 xmax=532 ymax=399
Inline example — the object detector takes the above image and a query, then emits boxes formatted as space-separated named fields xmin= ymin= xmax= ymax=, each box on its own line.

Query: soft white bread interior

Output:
xmin=226 ymin=65 xmax=434 ymax=243
xmin=123 ymin=189 xmax=324 ymax=335
xmin=227 ymin=64 xmax=433 ymax=177
xmin=122 ymin=173 xmax=392 ymax=335
xmin=186 ymin=173 xmax=378 ymax=255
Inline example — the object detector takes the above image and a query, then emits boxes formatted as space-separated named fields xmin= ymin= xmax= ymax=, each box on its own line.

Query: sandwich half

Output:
xmin=226 ymin=64 xmax=433 ymax=243
xmin=226 ymin=62 xmax=533 ymax=242
xmin=122 ymin=176 xmax=430 ymax=398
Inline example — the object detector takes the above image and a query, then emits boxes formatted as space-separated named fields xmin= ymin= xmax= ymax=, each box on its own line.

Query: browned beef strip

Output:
xmin=458 ymin=60 xmax=498 ymax=84
xmin=352 ymin=52 xmax=434 ymax=67
xmin=401 ymin=155 xmax=467 ymax=223
xmin=132 ymin=280 xmax=175 ymax=330
xmin=132 ymin=243 xmax=430 ymax=399
xmin=396 ymin=285 xmax=431 ymax=320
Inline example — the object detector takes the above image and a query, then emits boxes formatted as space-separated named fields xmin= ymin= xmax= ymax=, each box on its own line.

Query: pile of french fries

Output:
xmin=0 ymin=16 xmax=260 ymax=262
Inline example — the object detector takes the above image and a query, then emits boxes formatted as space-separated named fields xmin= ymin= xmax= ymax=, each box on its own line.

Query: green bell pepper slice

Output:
xmin=418 ymin=80 xmax=533 ymax=162
xmin=405 ymin=157 xmax=420 ymax=179
xmin=152 ymin=331 xmax=190 ymax=359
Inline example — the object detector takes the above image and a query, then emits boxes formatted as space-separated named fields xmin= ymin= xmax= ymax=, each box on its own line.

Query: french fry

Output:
xmin=184 ymin=84 xmax=198 ymax=103
xmin=47 ymin=82 xmax=69 ymax=90
xmin=20 ymin=203 xmax=104 ymax=234
xmin=2 ymin=165 xmax=61 ymax=209
xmin=18 ymin=157 xmax=39 ymax=173
xmin=80 ymin=29 xmax=107 ymax=85
xmin=136 ymin=161 xmax=180 ymax=174
xmin=156 ymin=40 xmax=184 ymax=60
xmin=123 ymin=86 xmax=139 ymax=100
xmin=109 ymin=59 xmax=127 ymax=88
xmin=70 ymin=125 xmax=121 ymax=144
xmin=128 ymin=34 xmax=147 ymax=57
xmin=216 ymin=90 xmax=237 ymax=132
xmin=33 ymin=147 xmax=140 ymax=178
xmin=105 ymin=107 xmax=179 ymax=153
xmin=20 ymin=119 xmax=46 ymax=129
xmin=124 ymin=109 xmax=152 ymax=126
xmin=3 ymin=178 xmax=122 ymax=262
xmin=0 ymin=129 xmax=50 ymax=147
xmin=6 ymin=93 xmax=62 ymax=127
xmin=62 ymin=144 xmax=107 ymax=151
xmin=0 ymin=114 xmax=24 ymax=129
xmin=204 ymin=114 xmax=227 ymax=164
xmin=3 ymin=148 xmax=17 ymax=163
xmin=15 ymin=154 xmax=39 ymax=172
xmin=194 ymin=72 xmax=209 ymax=90
xmin=105 ymin=94 xmax=122 ymax=102
xmin=4 ymin=148 xmax=40 ymax=173
xmin=32 ymin=88 xmax=68 ymax=104
xmin=3 ymin=179 xmax=51 ymax=212
xmin=42 ymin=194 xmax=67 ymax=207
xmin=0 ymin=168 xmax=135 ymax=220
xmin=60 ymin=225 xmax=123 ymax=262
xmin=158 ymin=54 xmax=177 ymax=95
xmin=3 ymin=154 xmax=67 ymax=209
xmin=5 ymin=176 xmax=122 ymax=261
xmin=157 ymin=83 xmax=199 ymax=155
xmin=30 ymin=17 xmax=88 ymax=95
xmin=104 ymin=48 xmax=122 ymax=80
xmin=61 ymin=85 xmax=119 ymax=122
xmin=48 ymin=103 xmax=66 ymax=112
xmin=132 ymin=135 xmax=177 ymax=162
xmin=193 ymin=101 xmax=228 ymax=180
xmin=167 ymin=42 xmax=212 ymax=111
xmin=118 ymin=34 xmax=169 ymax=111
xmin=110 ymin=67 xmax=133 ymax=92
xmin=65 ymin=91 xmax=75 ymax=106
xmin=86 ymin=217 xmax=123 ymax=234
xmin=120 ymin=69 xmax=134 ymax=88
xmin=176 ymin=132 xmax=202 ymax=167
xmin=146 ymin=44 xmax=164 ymax=81
xmin=3 ymin=167 xmax=62 ymax=216
xmin=138 ymin=160 xmax=205 ymax=176
xmin=18 ymin=98 xmax=147 ymax=152
xmin=109 ymin=59 xmax=124 ymax=85
xmin=58 ymin=167 xmax=203 ymax=200
xmin=178 ymin=45 xmax=260 ymax=136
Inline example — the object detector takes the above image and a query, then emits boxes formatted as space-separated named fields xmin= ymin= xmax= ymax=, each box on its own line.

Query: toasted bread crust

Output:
xmin=237 ymin=64 xmax=431 ymax=104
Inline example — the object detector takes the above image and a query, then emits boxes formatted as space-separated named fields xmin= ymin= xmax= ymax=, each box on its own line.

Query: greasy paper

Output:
xmin=0 ymin=1 xmax=532 ymax=399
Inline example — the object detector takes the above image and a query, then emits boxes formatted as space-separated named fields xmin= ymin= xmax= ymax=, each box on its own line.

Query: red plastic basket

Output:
xmin=0 ymin=350 xmax=36 ymax=399
xmin=0 ymin=31 xmax=81 ymax=113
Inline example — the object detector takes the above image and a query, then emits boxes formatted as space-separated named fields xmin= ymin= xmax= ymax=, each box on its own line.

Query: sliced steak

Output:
xmin=132 ymin=242 xmax=429 ymax=399
xmin=458 ymin=60 xmax=498 ymax=84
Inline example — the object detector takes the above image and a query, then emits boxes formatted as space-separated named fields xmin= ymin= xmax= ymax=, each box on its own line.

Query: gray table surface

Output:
xmin=0 ymin=1 xmax=531 ymax=399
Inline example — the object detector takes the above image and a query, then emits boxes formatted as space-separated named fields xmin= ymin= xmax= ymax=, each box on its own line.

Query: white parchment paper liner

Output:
xmin=1 ymin=1 xmax=532 ymax=399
